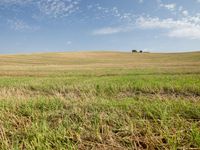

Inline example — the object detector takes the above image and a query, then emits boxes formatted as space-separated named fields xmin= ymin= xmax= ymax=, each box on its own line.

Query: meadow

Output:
xmin=0 ymin=51 xmax=200 ymax=149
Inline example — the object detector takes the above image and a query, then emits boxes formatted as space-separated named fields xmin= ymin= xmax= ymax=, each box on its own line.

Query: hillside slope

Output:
xmin=0 ymin=51 xmax=199 ymax=76
xmin=0 ymin=51 xmax=200 ymax=149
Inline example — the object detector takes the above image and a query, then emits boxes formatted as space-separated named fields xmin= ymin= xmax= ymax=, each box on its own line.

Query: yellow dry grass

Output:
xmin=0 ymin=51 xmax=199 ymax=76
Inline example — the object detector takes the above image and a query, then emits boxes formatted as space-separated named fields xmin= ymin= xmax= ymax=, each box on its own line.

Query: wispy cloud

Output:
xmin=38 ymin=0 xmax=80 ymax=18
xmin=160 ymin=3 xmax=176 ymax=11
xmin=92 ymin=26 xmax=132 ymax=35
xmin=7 ymin=19 xmax=39 ymax=31
xmin=0 ymin=0 xmax=33 ymax=5
xmin=182 ymin=10 xmax=188 ymax=16
xmin=136 ymin=16 xmax=200 ymax=39
xmin=2 ymin=0 xmax=200 ymax=40
xmin=158 ymin=0 xmax=190 ymax=17
xmin=0 ymin=0 xmax=80 ymax=18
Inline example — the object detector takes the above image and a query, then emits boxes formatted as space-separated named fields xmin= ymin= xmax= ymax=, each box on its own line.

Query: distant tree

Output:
xmin=139 ymin=50 xmax=143 ymax=53
xmin=132 ymin=50 xmax=137 ymax=53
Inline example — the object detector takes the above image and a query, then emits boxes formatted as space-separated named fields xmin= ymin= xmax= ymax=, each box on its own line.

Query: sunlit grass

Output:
xmin=0 ymin=51 xmax=199 ymax=149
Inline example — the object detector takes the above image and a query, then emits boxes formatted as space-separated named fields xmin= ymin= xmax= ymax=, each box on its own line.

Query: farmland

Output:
xmin=0 ymin=51 xmax=200 ymax=149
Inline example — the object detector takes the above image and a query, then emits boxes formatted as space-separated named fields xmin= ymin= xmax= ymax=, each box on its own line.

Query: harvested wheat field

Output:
xmin=0 ymin=51 xmax=200 ymax=149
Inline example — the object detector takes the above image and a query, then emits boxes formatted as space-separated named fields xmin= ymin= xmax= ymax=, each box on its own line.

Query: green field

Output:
xmin=0 ymin=51 xmax=200 ymax=149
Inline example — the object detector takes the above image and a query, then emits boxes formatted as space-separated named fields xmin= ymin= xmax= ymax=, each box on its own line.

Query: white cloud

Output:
xmin=168 ymin=27 xmax=200 ymax=39
xmin=0 ymin=0 xmax=80 ymax=18
xmin=160 ymin=3 xmax=176 ymax=11
xmin=136 ymin=16 xmax=200 ymax=39
xmin=159 ymin=1 xmax=190 ymax=18
xmin=7 ymin=19 xmax=39 ymax=31
xmin=0 ymin=0 xmax=33 ymax=5
xmin=95 ymin=5 xmax=135 ymax=23
xmin=92 ymin=26 xmax=132 ymax=35
xmin=182 ymin=10 xmax=188 ymax=16
xmin=38 ymin=0 xmax=80 ymax=18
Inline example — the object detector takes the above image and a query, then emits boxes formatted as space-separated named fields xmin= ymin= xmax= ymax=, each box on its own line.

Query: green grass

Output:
xmin=1 ymin=98 xmax=200 ymax=149
xmin=0 ymin=51 xmax=199 ymax=149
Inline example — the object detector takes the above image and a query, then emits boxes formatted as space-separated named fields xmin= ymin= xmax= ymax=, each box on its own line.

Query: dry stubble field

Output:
xmin=0 ymin=51 xmax=200 ymax=149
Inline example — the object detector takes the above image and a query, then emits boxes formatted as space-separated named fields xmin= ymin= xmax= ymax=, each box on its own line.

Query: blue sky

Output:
xmin=0 ymin=0 xmax=200 ymax=53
